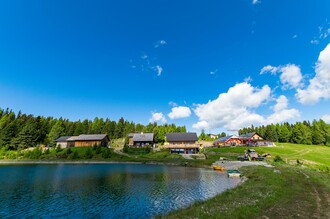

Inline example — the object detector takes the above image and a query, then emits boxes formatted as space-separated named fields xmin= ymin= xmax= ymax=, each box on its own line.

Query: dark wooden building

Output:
xmin=165 ymin=132 xmax=200 ymax=154
xmin=56 ymin=134 xmax=110 ymax=147
xmin=128 ymin=133 xmax=154 ymax=147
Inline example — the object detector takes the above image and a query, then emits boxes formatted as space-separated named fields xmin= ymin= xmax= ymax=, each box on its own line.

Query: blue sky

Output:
xmin=1 ymin=0 xmax=330 ymax=133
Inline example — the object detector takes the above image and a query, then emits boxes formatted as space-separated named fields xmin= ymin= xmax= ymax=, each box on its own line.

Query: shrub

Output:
xmin=95 ymin=145 xmax=102 ymax=154
xmin=274 ymin=155 xmax=284 ymax=163
xmin=102 ymin=148 xmax=111 ymax=159
xmin=84 ymin=148 xmax=93 ymax=159
xmin=27 ymin=147 xmax=42 ymax=159
xmin=69 ymin=150 xmax=79 ymax=160
xmin=44 ymin=148 xmax=50 ymax=154
xmin=56 ymin=145 xmax=63 ymax=153
xmin=66 ymin=147 xmax=72 ymax=155
xmin=123 ymin=144 xmax=129 ymax=153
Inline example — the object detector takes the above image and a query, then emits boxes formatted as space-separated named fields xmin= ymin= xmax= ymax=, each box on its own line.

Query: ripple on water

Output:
xmin=0 ymin=164 xmax=241 ymax=218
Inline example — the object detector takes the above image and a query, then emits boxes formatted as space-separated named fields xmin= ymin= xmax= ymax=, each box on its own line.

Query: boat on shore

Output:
xmin=227 ymin=169 xmax=241 ymax=177
xmin=213 ymin=165 xmax=225 ymax=171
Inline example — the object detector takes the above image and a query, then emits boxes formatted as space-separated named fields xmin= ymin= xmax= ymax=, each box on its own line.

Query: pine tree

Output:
xmin=48 ymin=119 xmax=65 ymax=147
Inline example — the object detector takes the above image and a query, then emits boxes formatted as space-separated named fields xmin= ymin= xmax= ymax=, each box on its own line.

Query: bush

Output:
xmin=84 ymin=148 xmax=93 ymax=159
xmin=123 ymin=144 xmax=129 ymax=153
xmin=44 ymin=148 xmax=50 ymax=154
xmin=274 ymin=155 xmax=284 ymax=163
xmin=102 ymin=148 xmax=111 ymax=159
xmin=56 ymin=145 xmax=63 ymax=153
xmin=66 ymin=147 xmax=72 ymax=155
xmin=95 ymin=145 xmax=102 ymax=154
xmin=69 ymin=150 xmax=79 ymax=160
xmin=26 ymin=147 xmax=42 ymax=159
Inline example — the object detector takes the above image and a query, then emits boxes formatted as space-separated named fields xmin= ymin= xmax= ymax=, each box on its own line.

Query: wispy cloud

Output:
xmin=244 ymin=76 xmax=253 ymax=83
xmin=154 ymin=65 xmax=163 ymax=76
xmin=169 ymin=101 xmax=178 ymax=107
xmin=252 ymin=0 xmax=260 ymax=5
xmin=311 ymin=23 xmax=330 ymax=44
xmin=154 ymin=40 xmax=167 ymax=48
xmin=210 ymin=69 xmax=218 ymax=75
xmin=292 ymin=34 xmax=298 ymax=39
xmin=311 ymin=39 xmax=320 ymax=45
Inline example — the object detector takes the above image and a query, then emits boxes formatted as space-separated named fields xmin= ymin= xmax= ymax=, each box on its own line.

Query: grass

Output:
xmin=204 ymin=143 xmax=330 ymax=172
xmin=159 ymin=165 xmax=330 ymax=219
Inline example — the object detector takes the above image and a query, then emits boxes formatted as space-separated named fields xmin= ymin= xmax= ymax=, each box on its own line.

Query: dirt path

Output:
xmin=213 ymin=160 xmax=273 ymax=169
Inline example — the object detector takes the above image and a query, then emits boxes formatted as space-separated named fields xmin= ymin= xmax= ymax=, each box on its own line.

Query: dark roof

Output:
xmin=214 ymin=135 xmax=239 ymax=143
xmin=166 ymin=132 xmax=198 ymax=142
xmin=63 ymin=134 xmax=109 ymax=142
xmin=132 ymin=133 xmax=154 ymax=142
xmin=239 ymin=132 xmax=256 ymax=139
xmin=55 ymin=136 xmax=72 ymax=142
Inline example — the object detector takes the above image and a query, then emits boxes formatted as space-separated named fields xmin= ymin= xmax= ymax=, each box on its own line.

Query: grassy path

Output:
xmin=159 ymin=165 xmax=330 ymax=219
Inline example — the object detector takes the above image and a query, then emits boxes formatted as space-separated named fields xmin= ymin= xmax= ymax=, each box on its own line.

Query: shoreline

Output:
xmin=0 ymin=160 xmax=146 ymax=165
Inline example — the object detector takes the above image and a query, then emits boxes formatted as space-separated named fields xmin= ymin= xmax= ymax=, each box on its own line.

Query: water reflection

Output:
xmin=0 ymin=164 xmax=240 ymax=218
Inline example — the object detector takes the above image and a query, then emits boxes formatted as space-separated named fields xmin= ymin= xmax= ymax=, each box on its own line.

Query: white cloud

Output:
xmin=154 ymin=40 xmax=167 ymax=48
xmin=252 ymin=0 xmax=260 ymax=5
xmin=260 ymin=65 xmax=278 ymax=75
xmin=292 ymin=34 xmax=298 ymax=39
xmin=154 ymin=65 xmax=163 ymax=76
xmin=266 ymin=95 xmax=300 ymax=124
xmin=149 ymin=112 xmax=167 ymax=124
xmin=296 ymin=43 xmax=330 ymax=104
xmin=272 ymin=95 xmax=288 ymax=112
xmin=168 ymin=106 xmax=191 ymax=119
xmin=244 ymin=76 xmax=253 ymax=83
xmin=279 ymin=64 xmax=303 ymax=89
xmin=321 ymin=114 xmax=330 ymax=123
xmin=193 ymin=82 xmax=271 ymax=130
xmin=260 ymin=64 xmax=303 ymax=89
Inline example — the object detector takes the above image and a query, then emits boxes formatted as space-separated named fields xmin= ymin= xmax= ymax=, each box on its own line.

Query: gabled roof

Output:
xmin=217 ymin=135 xmax=239 ymax=142
xmin=74 ymin=134 xmax=109 ymax=141
xmin=55 ymin=136 xmax=72 ymax=142
xmin=239 ymin=132 xmax=256 ymax=139
xmin=239 ymin=132 xmax=263 ymax=140
xmin=132 ymin=133 xmax=154 ymax=142
xmin=166 ymin=132 xmax=198 ymax=142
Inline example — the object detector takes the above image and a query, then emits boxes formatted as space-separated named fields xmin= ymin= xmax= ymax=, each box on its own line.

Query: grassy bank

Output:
xmin=160 ymin=165 xmax=330 ymax=219
xmin=205 ymin=142 xmax=330 ymax=172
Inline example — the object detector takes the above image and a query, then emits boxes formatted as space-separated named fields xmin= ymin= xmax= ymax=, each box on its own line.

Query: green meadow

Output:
xmin=205 ymin=143 xmax=330 ymax=172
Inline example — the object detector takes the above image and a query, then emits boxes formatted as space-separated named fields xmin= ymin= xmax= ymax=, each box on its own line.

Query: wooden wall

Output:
xmin=74 ymin=140 xmax=102 ymax=147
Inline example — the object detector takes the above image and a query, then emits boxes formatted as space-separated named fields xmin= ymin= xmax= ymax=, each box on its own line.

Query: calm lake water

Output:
xmin=0 ymin=163 xmax=240 ymax=218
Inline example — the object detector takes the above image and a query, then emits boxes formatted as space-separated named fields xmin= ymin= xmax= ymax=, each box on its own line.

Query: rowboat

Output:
xmin=227 ymin=169 xmax=241 ymax=177
xmin=213 ymin=165 xmax=225 ymax=171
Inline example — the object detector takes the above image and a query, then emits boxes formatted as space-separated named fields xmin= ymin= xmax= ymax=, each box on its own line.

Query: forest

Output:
xmin=0 ymin=108 xmax=186 ymax=150
xmin=239 ymin=120 xmax=330 ymax=146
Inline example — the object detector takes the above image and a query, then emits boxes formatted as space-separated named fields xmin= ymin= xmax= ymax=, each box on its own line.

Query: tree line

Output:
xmin=0 ymin=108 xmax=186 ymax=150
xmin=239 ymin=120 xmax=330 ymax=145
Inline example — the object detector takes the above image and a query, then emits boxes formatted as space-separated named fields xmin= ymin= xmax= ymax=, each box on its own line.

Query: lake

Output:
xmin=0 ymin=163 xmax=240 ymax=218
